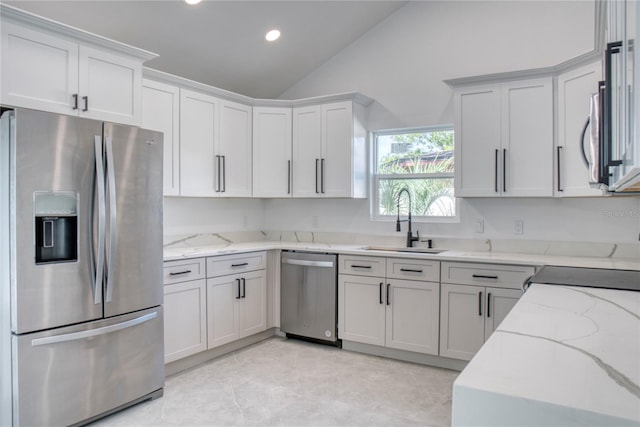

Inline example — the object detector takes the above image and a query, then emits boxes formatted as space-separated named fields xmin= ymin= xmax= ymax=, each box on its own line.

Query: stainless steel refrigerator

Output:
xmin=0 ymin=108 xmax=165 ymax=426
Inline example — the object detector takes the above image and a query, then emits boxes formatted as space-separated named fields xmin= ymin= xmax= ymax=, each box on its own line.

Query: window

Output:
xmin=372 ymin=127 xmax=456 ymax=220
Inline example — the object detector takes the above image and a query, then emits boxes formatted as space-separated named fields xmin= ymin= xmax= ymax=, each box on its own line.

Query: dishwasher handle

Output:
xmin=282 ymin=258 xmax=334 ymax=268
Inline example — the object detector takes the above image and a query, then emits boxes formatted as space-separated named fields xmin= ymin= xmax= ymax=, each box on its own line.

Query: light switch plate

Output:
xmin=475 ymin=219 xmax=484 ymax=233
xmin=514 ymin=219 xmax=524 ymax=235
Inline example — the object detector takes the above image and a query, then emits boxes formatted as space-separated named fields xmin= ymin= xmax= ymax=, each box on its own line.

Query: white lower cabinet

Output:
xmin=163 ymin=279 xmax=207 ymax=363
xmin=338 ymin=256 xmax=440 ymax=356
xmin=439 ymin=262 xmax=534 ymax=361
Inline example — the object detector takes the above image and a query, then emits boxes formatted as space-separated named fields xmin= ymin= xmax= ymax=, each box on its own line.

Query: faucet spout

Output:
xmin=396 ymin=188 xmax=420 ymax=247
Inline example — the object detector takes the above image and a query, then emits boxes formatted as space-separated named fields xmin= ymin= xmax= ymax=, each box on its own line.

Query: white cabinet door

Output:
xmin=556 ymin=62 xmax=604 ymax=197
xmin=439 ymin=283 xmax=485 ymax=361
xmin=1 ymin=22 xmax=78 ymax=115
xmin=501 ymin=78 xmax=553 ymax=196
xmin=252 ymin=107 xmax=292 ymax=197
xmin=454 ymin=84 xmax=502 ymax=197
xmin=338 ymin=275 xmax=385 ymax=346
xmin=385 ymin=279 xmax=440 ymax=355
xmin=239 ymin=271 xmax=267 ymax=338
xmin=179 ymin=89 xmax=218 ymax=197
xmin=484 ymin=287 xmax=521 ymax=339
xmin=218 ymin=100 xmax=252 ymax=197
xmin=206 ymin=275 xmax=240 ymax=349
xmin=321 ymin=101 xmax=353 ymax=197
xmin=163 ymin=279 xmax=207 ymax=363
xmin=78 ymin=45 xmax=142 ymax=126
xmin=292 ymin=105 xmax=322 ymax=197
xmin=142 ymin=79 xmax=180 ymax=196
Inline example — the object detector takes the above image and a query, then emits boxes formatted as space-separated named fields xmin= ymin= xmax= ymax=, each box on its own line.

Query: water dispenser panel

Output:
xmin=34 ymin=192 xmax=78 ymax=264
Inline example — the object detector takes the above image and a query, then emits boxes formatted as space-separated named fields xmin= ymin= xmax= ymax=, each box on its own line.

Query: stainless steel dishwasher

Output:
xmin=280 ymin=251 xmax=339 ymax=345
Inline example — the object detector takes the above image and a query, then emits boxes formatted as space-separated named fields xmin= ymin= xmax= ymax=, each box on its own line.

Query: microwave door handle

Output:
xmin=105 ymin=136 xmax=117 ymax=303
xmin=93 ymin=136 xmax=105 ymax=305
xmin=580 ymin=117 xmax=590 ymax=168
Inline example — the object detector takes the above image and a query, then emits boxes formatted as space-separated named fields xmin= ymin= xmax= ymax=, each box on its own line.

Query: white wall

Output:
xmin=262 ymin=0 xmax=640 ymax=244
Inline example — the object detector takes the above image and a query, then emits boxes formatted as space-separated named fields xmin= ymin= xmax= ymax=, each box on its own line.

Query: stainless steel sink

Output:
xmin=364 ymin=246 xmax=447 ymax=254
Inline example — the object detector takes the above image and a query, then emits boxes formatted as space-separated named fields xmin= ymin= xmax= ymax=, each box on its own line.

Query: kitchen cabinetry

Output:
xmin=142 ymin=79 xmax=180 ymax=196
xmin=206 ymin=252 xmax=267 ymax=349
xmin=0 ymin=14 xmax=153 ymax=126
xmin=252 ymin=107 xmax=293 ymax=197
xmin=218 ymin=100 xmax=252 ymax=197
xmin=292 ymin=101 xmax=367 ymax=198
xmin=162 ymin=258 xmax=207 ymax=363
xmin=454 ymin=77 xmax=553 ymax=197
xmin=338 ymin=255 xmax=440 ymax=355
xmin=439 ymin=262 xmax=535 ymax=361
xmin=555 ymin=62 xmax=603 ymax=197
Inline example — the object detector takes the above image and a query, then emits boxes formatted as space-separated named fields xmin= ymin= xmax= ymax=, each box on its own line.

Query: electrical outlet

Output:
xmin=513 ymin=219 xmax=524 ymax=235
xmin=243 ymin=216 xmax=248 ymax=228
xmin=475 ymin=219 xmax=484 ymax=233
xmin=312 ymin=215 xmax=319 ymax=228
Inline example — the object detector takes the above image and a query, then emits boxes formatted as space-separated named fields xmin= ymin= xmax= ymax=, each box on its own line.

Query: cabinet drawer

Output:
xmin=163 ymin=258 xmax=206 ymax=285
xmin=339 ymin=255 xmax=386 ymax=277
xmin=206 ymin=251 xmax=266 ymax=277
xmin=386 ymin=258 xmax=440 ymax=282
xmin=441 ymin=262 xmax=535 ymax=289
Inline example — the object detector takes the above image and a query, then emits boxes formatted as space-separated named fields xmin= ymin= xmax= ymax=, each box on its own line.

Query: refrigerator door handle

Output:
xmin=30 ymin=312 xmax=158 ymax=347
xmin=93 ymin=136 xmax=106 ymax=305
xmin=105 ymin=136 xmax=117 ymax=303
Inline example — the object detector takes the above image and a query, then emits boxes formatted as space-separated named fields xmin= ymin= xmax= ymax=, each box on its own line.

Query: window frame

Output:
xmin=370 ymin=126 xmax=459 ymax=223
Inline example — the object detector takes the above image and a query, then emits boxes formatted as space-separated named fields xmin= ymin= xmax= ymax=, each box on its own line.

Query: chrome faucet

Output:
xmin=396 ymin=188 xmax=419 ymax=247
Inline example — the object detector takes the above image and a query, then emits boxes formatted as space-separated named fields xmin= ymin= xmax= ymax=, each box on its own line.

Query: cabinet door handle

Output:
xmin=580 ymin=118 xmax=590 ymax=168
xmin=478 ymin=291 xmax=483 ymax=316
xmin=487 ymin=292 xmax=492 ymax=318
xmin=400 ymin=268 xmax=423 ymax=273
xmin=222 ymin=155 xmax=226 ymax=193
xmin=502 ymin=148 xmax=507 ymax=192
xmin=379 ymin=282 xmax=383 ymax=304
xmin=557 ymin=146 xmax=564 ymax=192
xmin=494 ymin=149 xmax=499 ymax=193
xmin=386 ymin=283 xmax=391 ymax=306
xmin=169 ymin=270 xmax=192 ymax=276
xmin=321 ymin=158 xmax=326 ymax=194
xmin=241 ymin=277 xmax=246 ymax=298
xmin=231 ymin=262 xmax=249 ymax=267
xmin=315 ymin=159 xmax=320 ymax=194
xmin=287 ymin=160 xmax=291 ymax=194
xmin=236 ymin=278 xmax=241 ymax=299
xmin=215 ymin=155 xmax=221 ymax=192
xmin=350 ymin=265 xmax=371 ymax=269
xmin=472 ymin=274 xmax=498 ymax=280
xmin=82 ymin=96 xmax=89 ymax=112
xmin=72 ymin=93 xmax=79 ymax=110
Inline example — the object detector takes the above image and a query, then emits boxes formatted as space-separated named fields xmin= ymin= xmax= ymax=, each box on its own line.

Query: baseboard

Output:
xmin=342 ymin=340 xmax=468 ymax=371
xmin=165 ymin=328 xmax=277 ymax=376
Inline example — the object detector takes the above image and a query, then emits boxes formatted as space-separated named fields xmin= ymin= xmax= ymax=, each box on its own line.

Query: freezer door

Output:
xmin=12 ymin=307 xmax=164 ymax=426
xmin=103 ymin=123 xmax=163 ymax=317
xmin=10 ymin=109 xmax=104 ymax=334
xmin=280 ymin=252 xmax=338 ymax=342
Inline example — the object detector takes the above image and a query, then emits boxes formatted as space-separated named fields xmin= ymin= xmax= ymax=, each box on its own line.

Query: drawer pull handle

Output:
xmin=231 ymin=262 xmax=249 ymax=267
xmin=400 ymin=268 xmax=423 ymax=273
xmin=472 ymin=274 xmax=498 ymax=280
xmin=351 ymin=265 xmax=372 ymax=269
xmin=169 ymin=270 xmax=192 ymax=276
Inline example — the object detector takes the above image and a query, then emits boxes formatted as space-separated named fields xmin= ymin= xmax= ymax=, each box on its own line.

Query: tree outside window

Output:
xmin=373 ymin=128 xmax=455 ymax=219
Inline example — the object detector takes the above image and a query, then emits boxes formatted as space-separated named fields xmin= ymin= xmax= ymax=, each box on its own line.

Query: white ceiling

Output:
xmin=5 ymin=0 xmax=408 ymax=99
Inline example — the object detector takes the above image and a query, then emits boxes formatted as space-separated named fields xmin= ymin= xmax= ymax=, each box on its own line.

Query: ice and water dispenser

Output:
xmin=34 ymin=192 xmax=78 ymax=264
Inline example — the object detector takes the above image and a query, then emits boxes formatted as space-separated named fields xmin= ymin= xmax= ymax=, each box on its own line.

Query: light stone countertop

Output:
xmin=163 ymin=240 xmax=640 ymax=271
xmin=451 ymin=283 xmax=640 ymax=426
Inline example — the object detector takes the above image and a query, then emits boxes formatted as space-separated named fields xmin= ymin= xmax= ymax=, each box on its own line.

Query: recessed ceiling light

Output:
xmin=265 ymin=29 xmax=281 ymax=42
xmin=185 ymin=0 xmax=201 ymax=5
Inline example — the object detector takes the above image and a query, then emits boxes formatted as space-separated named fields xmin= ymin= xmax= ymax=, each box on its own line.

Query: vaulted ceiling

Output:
xmin=5 ymin=0 xmax=408 ymax=98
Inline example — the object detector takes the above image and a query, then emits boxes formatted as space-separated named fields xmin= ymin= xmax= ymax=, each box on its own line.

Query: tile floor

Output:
xmin=93 ymin=337 xmax=459 ymax=426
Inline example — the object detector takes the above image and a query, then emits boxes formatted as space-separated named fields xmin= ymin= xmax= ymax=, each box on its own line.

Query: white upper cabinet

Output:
xmin=0 ymin=10 xmax=154 ymax=126
xmin=142 ymin=79 xmax=180 ymax=196
xmin=555 ymin=62 xmax=603 ymax=197
xmin=292 ymin=101 xmax=367 ymax=198
xmin=252 ymin=107 xmax=293 ymax=198
xmin=179 ymin=89 xmax=219 ymax=197
xmin=218 ymin=100 xmax=252 ymax=197
xmin=454 ymin=77 xmax=553 ymax=197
